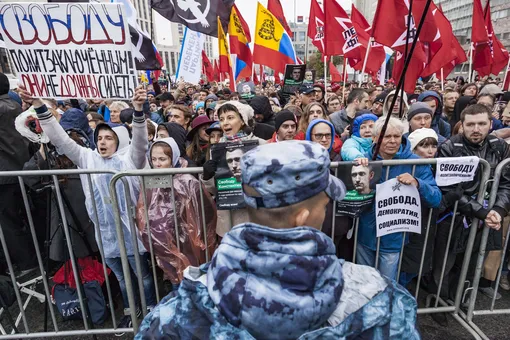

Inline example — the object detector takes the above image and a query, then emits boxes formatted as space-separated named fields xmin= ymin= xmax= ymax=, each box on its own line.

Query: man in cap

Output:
xmin=268 ymin=109 xmax=297 ymax=143
xmin=405 ymin=102 xmax=447 ymax=145
xmin=137 ymin=140 xmax=420 ymax=339
xmin=371 ymin=92 xmax=387 ymax=116
xmin=299 ymin=83 xmax=316 ymax=111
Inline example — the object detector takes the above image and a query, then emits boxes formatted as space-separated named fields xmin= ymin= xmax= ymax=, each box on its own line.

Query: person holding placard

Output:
xmin=356 ymin=117 xmax=441 ymax=280
xmin=434 ymin=103 xmax=510 ymax=305
xmin=19 ymin=85 xmax=157 ymax=333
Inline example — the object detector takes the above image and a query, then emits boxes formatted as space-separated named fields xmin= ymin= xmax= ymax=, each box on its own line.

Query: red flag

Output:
xmin=421 ymin=4 xmax=464 ymax=77
xmin=350 ymin=4 xmax=386 ymax=76
xmin=307 ymin=0 xmax=325 ymax=54
xmin=267 ymin=0 xmax=293 ymax=38
xmin=372 ymin=0 xmax=439 ymax=59
xmin=392 ymin=51 xmax=424 ymax=93
xmin=324 ymin=0 xmax=362 ymax=61
xmin=213 ymin=60 xmax=220 ymax=82
xmin=274 ymin=72 xmax=281 ymax=85
xmin=297 ymin=57 xmax=304 ymax=65
xmin=474 ymin=0 xmax=509 ymax=77
xmin=329 ymin=61 xmax=342 ymax=82
xmin=202 ymin=51 xmax=214 ymax=82
xmin=504 ymin=63 xmax=510 ymax=91
xmin=471 ymin=0 xmax=488 ymax=44
xmin=260 ymin=64 xmax=265 ymax=83
xmin=253 ymin=70 xmax=260 ymax=85
xmin=442 ymin=37 xmax=468 ymax=77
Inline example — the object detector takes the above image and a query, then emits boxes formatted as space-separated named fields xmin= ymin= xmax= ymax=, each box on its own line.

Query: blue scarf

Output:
xmin=207 ymin=223 xmax=343 ymax=340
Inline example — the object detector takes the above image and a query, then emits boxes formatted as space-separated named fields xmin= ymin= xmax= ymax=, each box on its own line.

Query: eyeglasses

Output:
xmin=313 ymin=133 xmax=332 ymax=140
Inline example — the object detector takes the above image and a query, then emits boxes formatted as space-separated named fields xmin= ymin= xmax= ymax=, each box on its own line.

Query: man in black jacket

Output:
xmin=0 ymin=73 xmax=36 ymax=275
xmin=249 ymin=96 xmax=275 ymax=127
xmin=432 ymin=104 xmax=510 ymax=311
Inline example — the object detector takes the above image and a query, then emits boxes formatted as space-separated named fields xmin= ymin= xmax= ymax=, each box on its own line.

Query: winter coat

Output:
xmin=358 ymin=137 xmax=442 ymax=253
xmin=23 ymin=152 xmax=98 ymax=261
xmin=438 ymin=134 xmax=510 ymax=253
xmin=383 ymin=90 xmax=410 ymax=117
xmin=0 ymin=94 xmax=31 ymax=185
xmin=135 ymin=166 xmax=217 ymax=284
xmin=329 ymin=109 xmax=351 ymax=136
xmin=36 ymin=106 xmax=148 ymax=259
xmin=341 ymin=135 xmax=373 ymax=161
xmin=136 ymin=224 xmax=420 ymax=340
xmin=202 ymin=133 xmax=266 ymax=237
xmin=249 ymin=95 xmax=276 ymax=127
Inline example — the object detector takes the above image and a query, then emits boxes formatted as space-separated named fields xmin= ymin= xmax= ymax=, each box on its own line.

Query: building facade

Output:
xmin=289 ymin=22 xmax=319 ymax=62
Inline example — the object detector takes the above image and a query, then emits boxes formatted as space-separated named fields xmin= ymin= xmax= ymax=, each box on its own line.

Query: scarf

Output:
xmin=220 ymin=131 xmax=248 ymax=143
xmin=207 ymin=223 xmax=343 ymax=340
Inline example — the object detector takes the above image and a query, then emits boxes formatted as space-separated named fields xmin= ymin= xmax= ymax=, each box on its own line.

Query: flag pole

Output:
xmin=358 ymin=37 xmax=372 ymax=87
xmin=501 ymin=58 xmax=510 ymax=90
xmin=399 ymin=0 xmax=413 ymax=119
xmin=372 ymin=0 xmax=433 ymax=160
xmin=324 ymin=55 xmax=328 ymax=90
xmin=342 ymin=58 xmax=348 ymax=105
xmin=468 ymin=43 xmax=473 ymax=83
xmin=441 ymin=68 xmax=444 ymax=91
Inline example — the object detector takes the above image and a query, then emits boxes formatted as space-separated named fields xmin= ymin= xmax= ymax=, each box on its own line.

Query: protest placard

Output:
xmin=282 ymin=64 xmax=306 ymax=95
xmin=376 ymin=178 xmax=421 ymax=238
xmin=0 ymin=2 xmax=137 ymax=99
xmin=175 ymin=28 xmax=205 ymax=84
xmin=211 ymin=140 xmax=259 ymax=210
xmin=435 ymin=156 xmax=479 ymax=187
xmin=335 ymin=162 xmax=382 ymax=218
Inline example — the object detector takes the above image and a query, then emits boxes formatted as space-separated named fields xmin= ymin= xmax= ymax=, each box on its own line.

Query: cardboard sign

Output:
xmin=211 ymin=140 xmax=259 ymax=210
xmin=0 ymin=2 xmax=137 ymax=99
xmin=282 ymin=64 xmax=306 ymax=95
xmin=376 ymin=178 xmax=421 ymax=237
xmin=335 ymin=162 xmax=382 ymax=218
xmin=435 ymin=156 xmax=479 ymax=187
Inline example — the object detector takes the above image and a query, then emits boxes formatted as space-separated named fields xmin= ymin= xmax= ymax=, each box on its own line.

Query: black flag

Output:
xmin=150 ymin=0 xmax=235 ymax=37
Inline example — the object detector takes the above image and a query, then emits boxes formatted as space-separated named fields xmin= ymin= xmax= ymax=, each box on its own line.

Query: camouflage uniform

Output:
xmin=136 ymin=141 xmax=420 ymax=339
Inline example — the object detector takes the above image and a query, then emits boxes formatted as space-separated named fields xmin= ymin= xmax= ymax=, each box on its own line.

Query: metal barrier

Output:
xmin=459 ymin=158 xmax=510 ymax=340
xmin=0 ymin=157 xmax=497 ymax=338
xmin=331 ymin=158 xmax=492 ymax=340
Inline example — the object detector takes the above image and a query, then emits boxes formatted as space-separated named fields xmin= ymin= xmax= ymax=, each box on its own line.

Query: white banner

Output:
xmin=175 ymin=28 xmax=205 ymax=84
xmin=0 ymin=2 xmax=137 ymax=99
xmin=376 ymin=178 xmax=421 ymax=238
xmin=435 ymin=156 xmax=479 ymax=187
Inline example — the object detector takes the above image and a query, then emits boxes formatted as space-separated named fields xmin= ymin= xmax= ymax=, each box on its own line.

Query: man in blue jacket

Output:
xmin=357 ymin=117 xmax=442 ymax=280
xmin=136 ymin=140 xmax=420 ymax=339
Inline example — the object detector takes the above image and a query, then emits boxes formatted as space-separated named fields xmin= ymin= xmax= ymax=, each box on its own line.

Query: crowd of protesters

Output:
xmin=2 ymin=69 xmax=510 ymax=337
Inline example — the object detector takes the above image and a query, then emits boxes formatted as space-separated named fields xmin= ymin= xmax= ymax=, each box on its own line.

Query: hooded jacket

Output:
xmin=35 ymin=105 xmax=148 ymax=258
xmin=136 ymin=224 xmax=420 ymax=339
xmin=358 ymin=137 xmax=442 ymax=253
xmin=60 ymin=108 xmax=96 ymax=150
xmin=136 ymin=138 xmax=217 ymax=284
xmin=382 ymin=90 xmax=410 ymax=117
xmin=249 ymin=95 xmax=275 ymax=127
xmin=158 ymin=122 xmax=197 ymax=166
xmin=417 ymin=91 xmax=451 ymax=138
xmin=341 ymin=114 xmax=377 ymax=161
xmin=305 ymin=119 xmax=335 ymax=152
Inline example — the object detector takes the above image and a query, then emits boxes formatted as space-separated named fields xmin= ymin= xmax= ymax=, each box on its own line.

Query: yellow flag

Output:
xmin=218 ymin=16 xmax=232 ymax=73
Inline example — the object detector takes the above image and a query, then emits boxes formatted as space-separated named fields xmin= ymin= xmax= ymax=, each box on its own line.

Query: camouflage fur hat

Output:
xmin=241 ymin=140 xmax=346 ymax=208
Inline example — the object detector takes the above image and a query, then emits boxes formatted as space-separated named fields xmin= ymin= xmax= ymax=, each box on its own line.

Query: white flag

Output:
xmin=175 ymin=28 xmax=205 ymax=84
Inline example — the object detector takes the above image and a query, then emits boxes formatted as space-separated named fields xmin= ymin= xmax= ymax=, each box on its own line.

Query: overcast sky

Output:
xmin=155 ymin=0 xmax=352 ymax=46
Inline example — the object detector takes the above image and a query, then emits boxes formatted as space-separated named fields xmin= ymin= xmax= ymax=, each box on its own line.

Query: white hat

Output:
xmin=407 ymin=128 xmax=438 ymax=151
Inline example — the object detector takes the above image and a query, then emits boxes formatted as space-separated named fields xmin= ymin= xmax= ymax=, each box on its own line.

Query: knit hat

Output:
xmin=407 ymin=102 xmax=433 ymax=121
xmin=331 ymin=83 xmax=341 ymax=93
xmin=274 ymin=109 xmax=297 ymax=132
xmin=407 ymin=128 xmax=438 ymax=151
xmin=374 ymin=92 xmax=387 ymax=104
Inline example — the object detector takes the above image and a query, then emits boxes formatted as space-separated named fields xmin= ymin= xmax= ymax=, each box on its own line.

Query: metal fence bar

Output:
xmin=330 ymin=167 xmax=338 ymax=240
xmin=51 ymin=175 xmax=90 ymax=331
xmin=17 ymin=176 xmax=59 ymax=332
xmin=415 ymin=208 xmax=434 ymax=300
xmin=490 ymin=216 xmax=510 ymax=311
xmin=140 ymin=176 xmax=161 ymax=304
xmin=108 ymin=173 xmax=140 ymax=331
xmin=120 ymin=177 xmax=148 ymax=317
xmin=466 ymin=158 xmax=510 ymax=322
xmin=85 ymin=173 xmax=117 ymax=327
xmin=453 ymin=159 xmax=492 ymax=314
xmin=375 ymin=165 xmax=391 ymax=270
xmin=198 ymin=183 xmax=210 ymax=262
xmin=352 ymin=218 xmax=359 ymax=263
